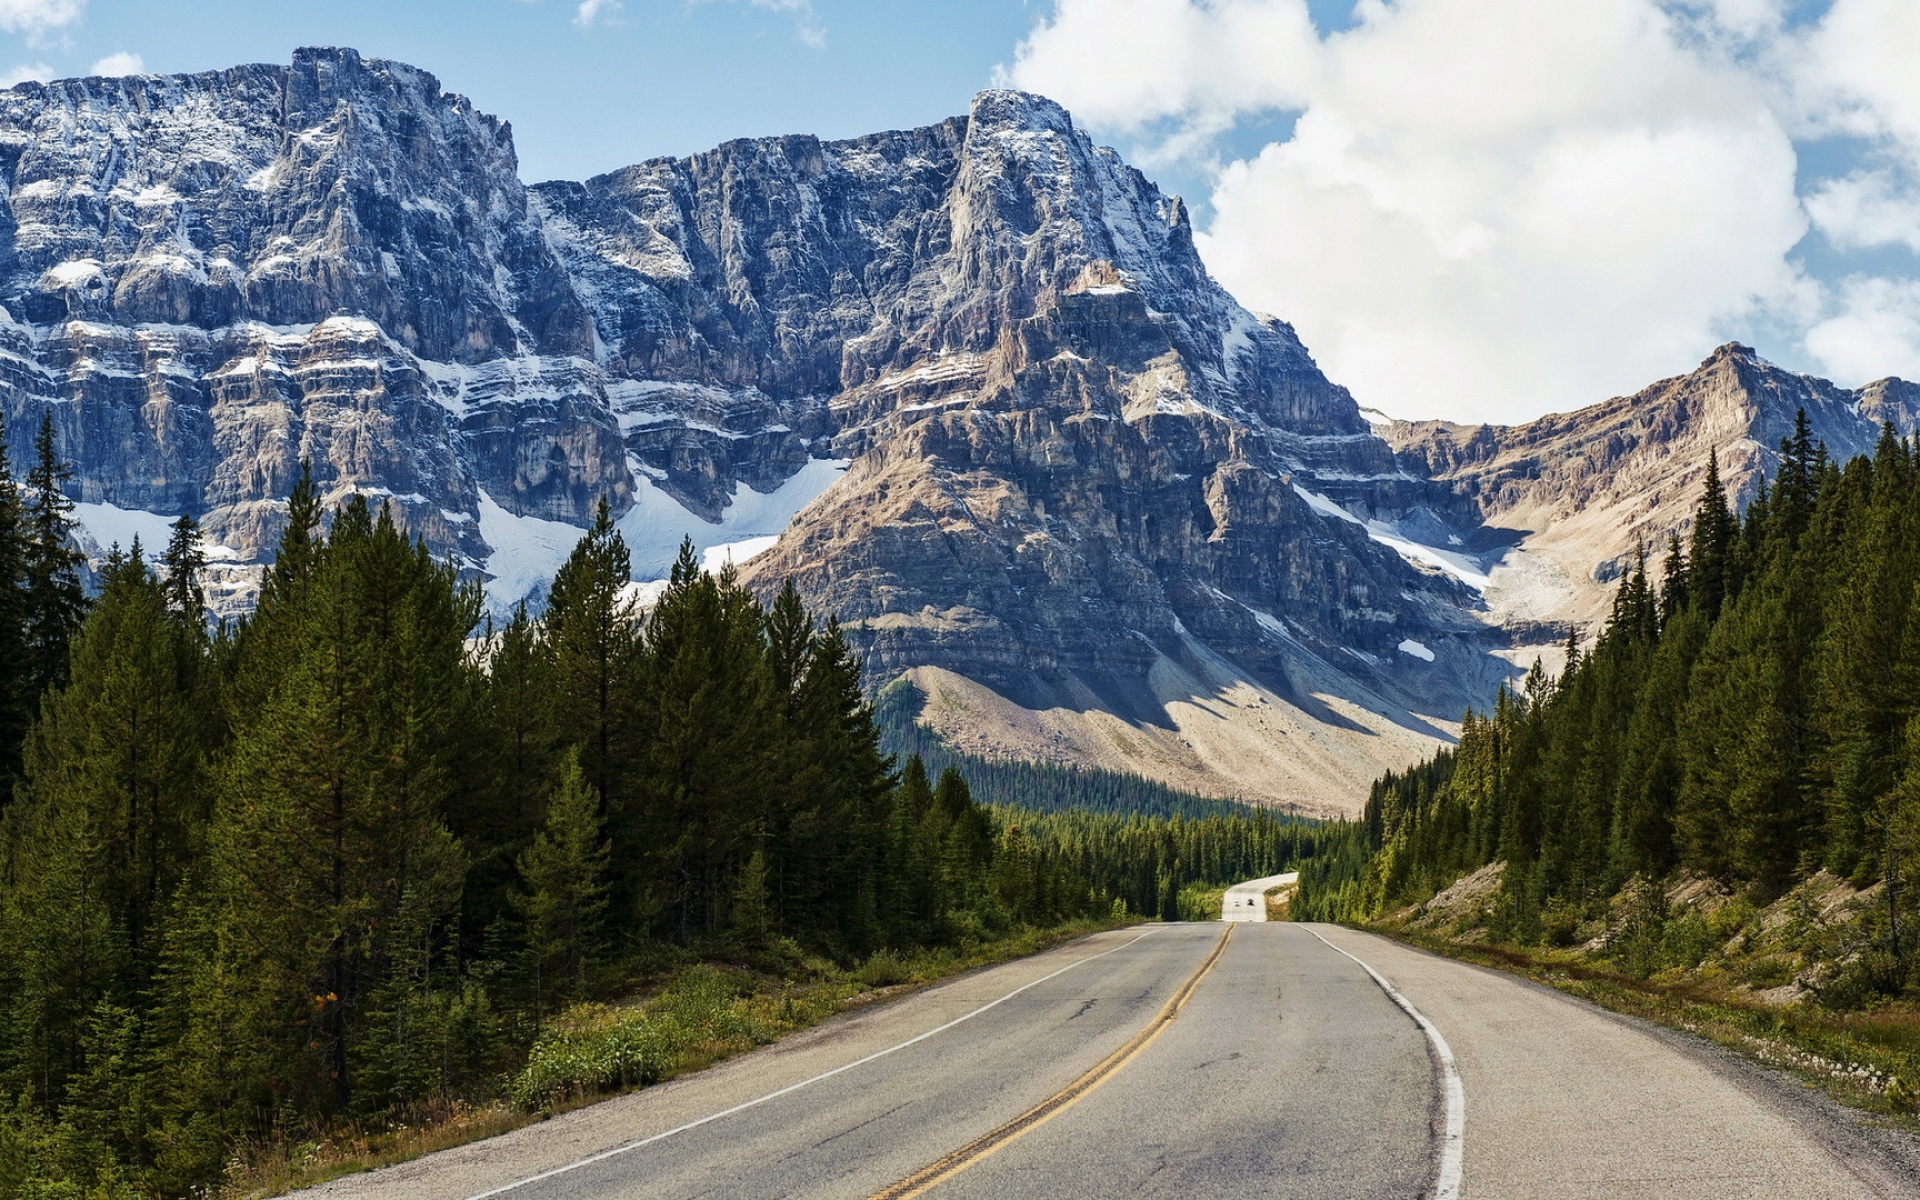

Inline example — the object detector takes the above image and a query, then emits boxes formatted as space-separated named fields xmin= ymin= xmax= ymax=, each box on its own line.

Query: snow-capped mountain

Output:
xmin=1 ymin=49 xmax=1911 ymax=811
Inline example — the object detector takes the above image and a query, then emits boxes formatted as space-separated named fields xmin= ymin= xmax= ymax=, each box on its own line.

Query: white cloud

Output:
xmin=573 ymin=0 xmax=622 ymax=29
xmin=0 ymin=0 xmax=81 ymax=45
xmin=88 ymin=51 xmax=141 ymax=77
xmin=1797 ymin=0 xmax=1920 ymax=151
xmin=0 ymin=60 xmax=50 ymax=87
xmin=1010 ymin=0 xmax=1810 ymax=423
xmin=754 ymin=0 xmax=826 ymax=50
xmin=1806 ymin=277 xmax=1920 ymax=383
xmin=1806 ymin=170 xmax=1920 ymax=254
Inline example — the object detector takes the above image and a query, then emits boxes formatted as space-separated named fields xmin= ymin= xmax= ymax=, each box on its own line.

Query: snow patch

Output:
xmin=47 ymin=260 xmax=104 ymax=287
xmin=1398 ymin=639 xmax=1436 ymax=662
xmin=618 ymin=457 xmax=849 ymax=579
xmin=701 ymin=536 xmax=779 ymax=573
xmin=1292 ymin=483 xmax=1491 ymax=592
xmin=476 ymin=491 xmax=586 ymax=612
xmin=73 ymin=502 xmax=241 ymax=562
xmin=478 ymin=458 xmax=851 ymax=612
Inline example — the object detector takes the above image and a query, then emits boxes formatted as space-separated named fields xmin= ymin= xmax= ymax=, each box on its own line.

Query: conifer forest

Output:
xmin=1298 ymin=416 xmax=1920 ymax=979
xmin=0 ymin=413 xmax=1330 ymax=1197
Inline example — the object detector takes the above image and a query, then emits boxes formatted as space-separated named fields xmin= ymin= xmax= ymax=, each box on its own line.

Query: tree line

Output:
xmin=1297 ymin=414 xmax=1920 ymax=960
xmin=1014 ymin=806 xmax=1331 ymax=920
xmin=0 ymin=446 xmax=1114 ymax=1197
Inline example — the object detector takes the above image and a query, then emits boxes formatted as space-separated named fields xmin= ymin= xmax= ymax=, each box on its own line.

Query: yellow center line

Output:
xmin=865 ymin=923 xmax=1235 ymax=1200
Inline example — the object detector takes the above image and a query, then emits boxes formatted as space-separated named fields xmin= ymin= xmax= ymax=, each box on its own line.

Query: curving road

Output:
xmin=1221 ymin=871 xmax=1298 ymax=921
xmin=298 ymin=923 xmax=1920 ymax=1200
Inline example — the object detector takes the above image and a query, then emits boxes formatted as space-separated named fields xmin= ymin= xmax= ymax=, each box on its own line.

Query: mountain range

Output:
xmin=1 ymin=47 xmax=1910 ymax=814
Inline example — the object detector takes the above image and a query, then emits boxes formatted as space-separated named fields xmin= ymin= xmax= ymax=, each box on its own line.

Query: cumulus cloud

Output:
xmin=0 ymin=0 xmax=81 ymax=45
xmin=1807 ymin=170 xmax=1920 ymax=254
xmin=573 ymin=0 xmax=622 ymax=29
xmin=88 ymin=51 xmax=141 ymax=77
xmin=1005 ymin=0 xmax=1920 ymax=423
xmin=1807 ymin=277 xmax=1920 ymax=383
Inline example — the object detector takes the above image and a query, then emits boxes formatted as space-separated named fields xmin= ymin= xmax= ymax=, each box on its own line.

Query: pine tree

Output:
xmin=29 ymin=550 xmax=203 ymax=978
xmin=635 ymin=552 xmax=775 ymax=943
xmin=1690 ymin=448 xmax=1736 ymax=620
xmin=22 ymin=414 xmax=85 ymax=697
xmin=1658 ymin=532 xmax=1688 ymax=624
xmin=160 ymin=514 xmax=208 ymax=630
xmin=544 ymin=499 xmax=637 ymax=822
xmin=197 ymin=498 xmax=474 ymax=1116
xmin=729 ymin=847 xmax=771 ymax=949
xmin=790 ymin=616 xmax=894 ymax=950
xmin=512 ymin=750 xmax=610 ymax=1016
xmin=0 ymin=409 xmax=31 ymax=783
xmin=459 ymin=604 xmax=556 ymax=945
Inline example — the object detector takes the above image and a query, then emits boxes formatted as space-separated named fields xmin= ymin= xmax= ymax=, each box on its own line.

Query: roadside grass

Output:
xmin=1365 ymin=923 xmax=1920 ymax=1127
xmin=217 ymin=917 xmax=1132 ymax=1199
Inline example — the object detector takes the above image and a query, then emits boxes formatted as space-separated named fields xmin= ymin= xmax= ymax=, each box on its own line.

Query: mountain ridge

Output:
xmin=1387 ymin=342 xmax=1920 ymax=635
xmin=0 ymin=48 xmax=1911 ymax=813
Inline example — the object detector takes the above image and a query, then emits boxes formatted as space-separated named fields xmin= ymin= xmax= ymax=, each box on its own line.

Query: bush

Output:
xmin=853 ymin=951 xmax=911 ymax=989
xmin=1175 ymin=882 xmax=1227 ymax=922
xmin=510 ymin=967 xmax=773 ymax=1110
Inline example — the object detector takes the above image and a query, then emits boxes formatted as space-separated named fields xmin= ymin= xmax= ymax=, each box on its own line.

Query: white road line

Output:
xmin=461 ymin=926 xmax=1169 ymax=1200
xmin=1305 ymin=926 xmax=1465 ymax=1200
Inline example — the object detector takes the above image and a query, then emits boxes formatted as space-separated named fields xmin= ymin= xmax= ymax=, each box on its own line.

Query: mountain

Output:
xmin=0 ymin=49 xmax=1528 ymax=814
xmin=2 ymin=49 xmax=1911 ymax=814
xmin=1388 ymin=343 xmax=1920 ymax=635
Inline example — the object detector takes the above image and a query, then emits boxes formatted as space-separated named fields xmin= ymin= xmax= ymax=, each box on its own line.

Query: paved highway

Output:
xmin=299 ymin=923 xmax=1919 ymax=1200
xmin=1221 ymin=871 xmax=1297 ymax=921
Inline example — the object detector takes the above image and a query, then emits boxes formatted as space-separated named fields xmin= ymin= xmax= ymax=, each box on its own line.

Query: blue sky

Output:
xmin=4 ymin=0 xmax=1918 ymax=424
xmin=3 ymin=1 xmax=1045 ymax=183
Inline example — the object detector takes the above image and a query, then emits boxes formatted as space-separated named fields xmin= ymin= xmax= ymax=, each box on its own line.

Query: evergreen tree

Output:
xmin=196 ymin=498 xmax=474 ymax=1116
xmin=1689 ymin=448 xmax=1736 ymax=620
xmin=0 ymin=409 xmax=30 ymax=783
xmin=22 ymin=413 xmax=85 ymax=697
xmin=635 ymin=552 xmax=775 ymax=943
xmin=544 ymin=499 xmax=637 ymax=822
xmin=511 ymin=750 xmax=609 ymax=1016
xmin=1658 ymin=532 xmax=1688 ymax=624
xmin=161 ymin=514 xmax=208 ymax=630
xmin=459 ymin=604 xmax=557 ymax=945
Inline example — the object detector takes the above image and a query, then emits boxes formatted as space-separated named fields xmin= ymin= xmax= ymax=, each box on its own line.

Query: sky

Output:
xmin=1 ymin=0 xmax=1917 ymax=426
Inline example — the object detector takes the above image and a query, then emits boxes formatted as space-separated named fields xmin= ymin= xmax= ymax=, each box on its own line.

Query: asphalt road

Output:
xmin=298 ymin=923 xmax=1920 ymax=1200
xmin=1221 ymin=871 xmax=1298 ymax=921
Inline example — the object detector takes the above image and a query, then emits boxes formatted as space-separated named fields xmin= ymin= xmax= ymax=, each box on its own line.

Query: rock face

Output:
xmin=1388 ymin=343 xmax=1920 ymax=633
xmin=4 ymin=50 xmax=1909 ymax=811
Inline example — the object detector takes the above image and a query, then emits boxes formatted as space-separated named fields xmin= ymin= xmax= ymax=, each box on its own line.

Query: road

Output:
xmin=299 ymin=923 xmax=1919 ymax=1200
xmin=1221 ymin=871 xmax=1297 ymax=921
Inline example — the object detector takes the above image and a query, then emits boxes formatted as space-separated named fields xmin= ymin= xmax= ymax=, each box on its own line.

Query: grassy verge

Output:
xmin=218 ymin=917 xmax=1132 ymax=1198
xmin=1363 ymin=922 xmax=1920 ymax=1126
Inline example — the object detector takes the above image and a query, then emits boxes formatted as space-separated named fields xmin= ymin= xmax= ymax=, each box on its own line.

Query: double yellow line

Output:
xmin=867 ymin=924 xmax=1235 ymax=1200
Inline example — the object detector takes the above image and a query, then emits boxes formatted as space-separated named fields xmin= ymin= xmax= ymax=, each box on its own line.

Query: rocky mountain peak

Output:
xmin=1389 ymin=342 xmax=1920 ymax=633
xmin=17 ymin=51 xmax=1872 ymax=814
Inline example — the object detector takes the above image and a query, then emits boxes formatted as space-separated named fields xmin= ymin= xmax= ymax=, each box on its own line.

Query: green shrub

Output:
xmin=854 ymin=951 xmax=912 ymax=989
xmin=510 ymin=967 xmax=774 ymax=1110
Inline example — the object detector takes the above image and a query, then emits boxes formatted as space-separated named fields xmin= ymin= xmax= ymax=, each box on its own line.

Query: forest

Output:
xmin=1297 ymin=414 xmax=1920 ymax=983
xmin=0 ymin=414 xmax=1130 ymax=1197
xmin=0 ymin=409 xmax=1342 ymax=1198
